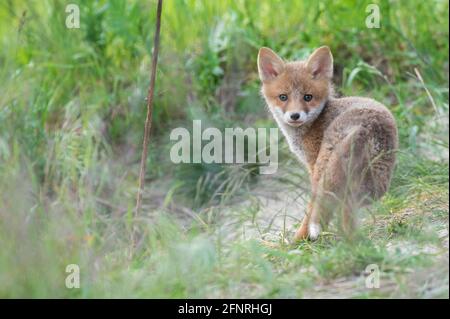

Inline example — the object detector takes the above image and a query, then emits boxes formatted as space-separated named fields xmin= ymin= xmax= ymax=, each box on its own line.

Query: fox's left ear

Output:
xmin=258 ymin=47 xmax=285 ymax=82
xmin=306 ymin=46 xmax=333 ymax=80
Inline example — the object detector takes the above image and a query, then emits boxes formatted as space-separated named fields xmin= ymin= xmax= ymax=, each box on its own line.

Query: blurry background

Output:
xmin=0 ymin=0 xmax=448 ymax=298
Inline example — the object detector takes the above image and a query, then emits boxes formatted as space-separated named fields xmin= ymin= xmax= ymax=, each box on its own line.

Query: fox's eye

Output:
xmin=279 ymin=94 xmax=288 ymax=101
xmin=303 ymin=94 xmax=313 ymax=102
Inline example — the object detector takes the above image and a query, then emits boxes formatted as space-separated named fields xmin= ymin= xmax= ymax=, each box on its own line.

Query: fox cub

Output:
xmin=257 ymin=46 xmax=398 ymax=241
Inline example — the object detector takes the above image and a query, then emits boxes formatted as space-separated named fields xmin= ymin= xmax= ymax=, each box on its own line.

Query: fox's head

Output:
xmin=257 ymin=46 xmax=334 ymax=127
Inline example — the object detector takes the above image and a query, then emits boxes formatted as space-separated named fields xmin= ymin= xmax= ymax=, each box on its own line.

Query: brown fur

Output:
xmin=257 ymin=46 xmax=398 ymax=240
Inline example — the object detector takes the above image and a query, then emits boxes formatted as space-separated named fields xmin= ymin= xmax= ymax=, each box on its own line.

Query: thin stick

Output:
xmin=135 ymin=0 xmax=163 ymax=216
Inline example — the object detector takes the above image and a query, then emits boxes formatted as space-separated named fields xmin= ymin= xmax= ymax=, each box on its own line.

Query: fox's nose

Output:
xmin=290 ymin=113 xmax=300 ymax=121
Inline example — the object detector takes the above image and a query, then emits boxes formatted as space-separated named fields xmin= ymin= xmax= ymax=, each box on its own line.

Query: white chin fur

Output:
xmin=270 ymin=101 xmax=327 ymax=127
xmin=285 ymin=121 xmax=303 ymax=128
xmin=308 ymin=223 xmax=321 ymax=240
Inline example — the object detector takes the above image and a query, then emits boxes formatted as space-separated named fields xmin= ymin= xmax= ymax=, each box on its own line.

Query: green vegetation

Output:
xmin=0 ymin=0 xmax=448 ymax=298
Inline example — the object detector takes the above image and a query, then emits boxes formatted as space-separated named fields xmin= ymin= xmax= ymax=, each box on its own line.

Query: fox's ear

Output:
xmin=258 ymin=47 xmax=285 ymax=82
xmin=306 ymin=46 xmax=333 ymax=80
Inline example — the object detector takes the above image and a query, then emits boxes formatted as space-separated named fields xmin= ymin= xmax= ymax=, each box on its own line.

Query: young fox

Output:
xmin=257 ymin=46 xmax=398 ymax=240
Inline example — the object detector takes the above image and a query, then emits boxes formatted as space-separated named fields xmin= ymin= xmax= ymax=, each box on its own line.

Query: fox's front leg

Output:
xmin=294 ymin=173 xmax=320 ymax=241
xmin=299 ymin=175 xmax=335 ymax=241
xmin=293 ymin=201 xmax=313 ymax=241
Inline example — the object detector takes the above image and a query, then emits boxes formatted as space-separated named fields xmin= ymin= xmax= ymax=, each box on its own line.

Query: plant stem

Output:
xmin=135 ymin=0 xmax=163 ymax=217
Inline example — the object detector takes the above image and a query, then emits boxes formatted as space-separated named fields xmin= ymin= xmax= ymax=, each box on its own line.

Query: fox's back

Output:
xmin=311 ymin=96 xmax=398 ymax=200
xmin=321 ymin=96 xmax=398 ymax=154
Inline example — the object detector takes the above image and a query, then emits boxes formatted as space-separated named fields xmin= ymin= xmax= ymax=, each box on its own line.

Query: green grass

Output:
xmin=0 ymin=0 xmax=448 ymax=298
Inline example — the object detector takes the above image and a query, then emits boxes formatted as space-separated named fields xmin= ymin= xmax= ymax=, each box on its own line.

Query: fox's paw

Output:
xmin=308 ymin=223 xmax=321 ymax=241
xmin=293 ymin=226 xmax=309 ymax=242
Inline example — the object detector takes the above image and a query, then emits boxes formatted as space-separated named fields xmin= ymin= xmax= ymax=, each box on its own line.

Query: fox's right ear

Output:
xmin=306 ymin=46 xmax=333 ymax=80
xmin=257 ymin=47 xmax=285 ymax=82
